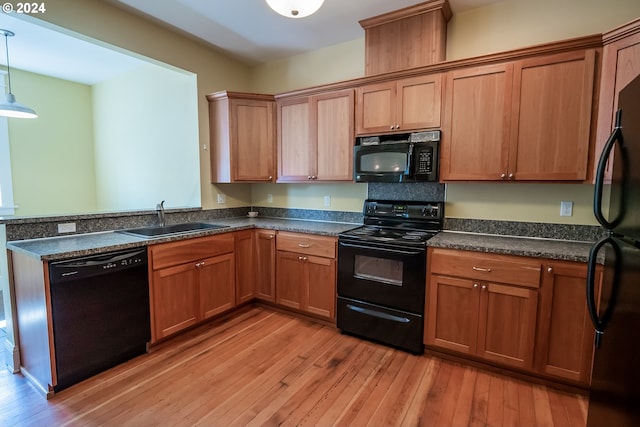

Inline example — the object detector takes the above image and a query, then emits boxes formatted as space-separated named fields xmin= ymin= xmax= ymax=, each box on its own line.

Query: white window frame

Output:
xmin=0 ymin=116 xmax=15 ymax=216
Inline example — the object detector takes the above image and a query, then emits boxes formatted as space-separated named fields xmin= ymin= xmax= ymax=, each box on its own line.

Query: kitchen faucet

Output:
xmin=156 ymin=200 xmax=165 ymax=227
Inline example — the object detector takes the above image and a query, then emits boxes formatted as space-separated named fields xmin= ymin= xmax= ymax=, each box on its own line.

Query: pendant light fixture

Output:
xmin=266 ymin=0 xmax=325 ymax=18
xmin=0 ymin=29 xmax=37 ymax=119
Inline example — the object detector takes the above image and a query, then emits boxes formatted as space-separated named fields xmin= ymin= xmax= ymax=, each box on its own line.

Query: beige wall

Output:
xmin=37 ymin=0 xmax=253 ymax=210
xmin=33 ymin=0 xmax=640 ymax=222
xmin=249 ymin=0 xmax=640 ymax=223
xmin=8 ymin=69 xmax=98 ymax=216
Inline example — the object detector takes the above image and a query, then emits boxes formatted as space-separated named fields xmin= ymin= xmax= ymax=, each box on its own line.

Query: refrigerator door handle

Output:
xmin=587 ymin=235 xmax=622 ymax=348
xmin=594 ymin=109 xmax=624 ymax=229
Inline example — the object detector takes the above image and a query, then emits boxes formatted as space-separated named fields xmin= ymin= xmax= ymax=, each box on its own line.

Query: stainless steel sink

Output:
xmin=117 ymin=222 xmax=229 ymax=238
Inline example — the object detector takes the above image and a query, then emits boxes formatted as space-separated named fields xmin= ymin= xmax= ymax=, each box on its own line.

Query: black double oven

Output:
xmin=337 ymin=200 xmax=443 ymax=354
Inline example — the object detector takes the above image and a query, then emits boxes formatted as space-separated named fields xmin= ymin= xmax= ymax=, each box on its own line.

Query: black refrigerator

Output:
xmin=586 ymin=74 xmax=640 ymax=427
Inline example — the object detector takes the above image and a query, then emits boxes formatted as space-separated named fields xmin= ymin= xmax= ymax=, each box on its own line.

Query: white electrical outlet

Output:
xmin=560 ymin=201 xmax=573 ymax=217
xmin=217 ymin=193 xmax=226 ymax=204
xmin=267 ymin=194 xmax=273 ymax=203
xmin=324 ymin=195 xmax=331 ymax=207
xmin=57 ymin=222 xmax=76 ymax=233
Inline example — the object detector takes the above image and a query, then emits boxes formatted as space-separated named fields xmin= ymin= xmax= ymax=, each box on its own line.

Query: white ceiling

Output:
xmin=113 ymin=0 xmax=501 ymax=65
xmin=0 ymin=0 xmax=501 ymax=85
xmin=0 ymin=13 xmax=148 ymax=85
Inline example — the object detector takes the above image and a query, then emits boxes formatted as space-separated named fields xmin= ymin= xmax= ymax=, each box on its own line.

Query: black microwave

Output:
xmin=353 ymin=131 xmax=440 ymax=182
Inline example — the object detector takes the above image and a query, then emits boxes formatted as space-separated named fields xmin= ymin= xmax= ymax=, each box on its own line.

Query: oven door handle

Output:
xmin=346 ymin=304 xmax=411 ymax=323
xmin=338 ymin=241 xmax=424 ymax=256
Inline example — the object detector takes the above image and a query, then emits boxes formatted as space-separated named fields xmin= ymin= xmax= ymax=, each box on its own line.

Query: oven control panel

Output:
xmin=363 ymin=200 xmax=443 ymax=220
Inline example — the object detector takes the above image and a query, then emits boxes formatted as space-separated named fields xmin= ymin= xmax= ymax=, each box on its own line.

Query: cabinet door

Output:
xmin=306 ymin=255 xmax=336 ymax=320
xmin=595 ymin=23 xmax=640 ymax=181
xmin=313 ymin=89 xmax=355 ymax=181
xmin=255 ymin=230 xmax=276 ymax=302
xmin=397 ymin=74 xmax=442 ymax=130
xmin=230 ymin=98 xmax=275 ymax=182
xmin=356 ymin=81 xmax=396 ymax=135
xmin=510 ymin=50 xmax=596 ymax=180
xmin=441 ymin=64 xmax=514 ymax=180
xmin=235 ymin=230 xmax=255 ymax=305
xmin=277 ymin=97 xmax=314 ymax=181
xmin=199 ymin=253 xmax=235 ymax=320
xmin=152 ymin=263 xmax=199 ymax=340
xmin=275 ymin=251 xmax=304 ymax=310
xmin=535 ymin=261 xmax=600 ymax=384
xmin=425 ymin=275 xmax=480 ymax=355
xmin=477 ymin=282 xmax=538 ymax=370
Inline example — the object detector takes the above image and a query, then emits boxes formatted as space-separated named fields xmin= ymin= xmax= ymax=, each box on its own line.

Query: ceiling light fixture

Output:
xmin=265 ymin=0 xmax=325 ymax=18
xmin=0 ymin=29 xmax=37 ymax=119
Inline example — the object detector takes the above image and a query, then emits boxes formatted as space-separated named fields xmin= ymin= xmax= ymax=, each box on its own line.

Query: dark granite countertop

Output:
xmin=428 ymin=231 xmax=595 ymax=263
xmin=7 ymin=217 xmax=360 ymax=261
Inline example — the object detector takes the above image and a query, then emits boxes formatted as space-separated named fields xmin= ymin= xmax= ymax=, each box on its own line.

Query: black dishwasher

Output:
xmin=48 ymin=247 xmax=150 ymax=392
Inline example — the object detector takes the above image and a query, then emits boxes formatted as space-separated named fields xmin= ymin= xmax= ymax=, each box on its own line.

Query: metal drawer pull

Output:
xmin=297 ymin=243 xmax=311 ymax=248
xmin=195 ymin=261 xmax=205 ymax=268
xmin=346 ymin=304 xmax=410 ymax=323
xmin=472 ymin=266 xmax=492 ymax=272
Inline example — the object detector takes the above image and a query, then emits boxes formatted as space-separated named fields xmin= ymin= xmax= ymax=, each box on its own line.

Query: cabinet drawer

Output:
xmin=276 ymin=232 xmax=336 ymax=258
xmin=430 ymin=248 xmax=541 ymax=288
xmin=150 ymin=234 xmax=234 ymax=270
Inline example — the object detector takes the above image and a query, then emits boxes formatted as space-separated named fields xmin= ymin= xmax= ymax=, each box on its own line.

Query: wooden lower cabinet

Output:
xmin=255 ymin=229 xmax=277 ymax=302
xmin=275 ymin=232 xmax=337 ymax=321
xmin=426 ymin=247 xmax=601 ymax=386
xmin=235 ymin=230 xmax=255 ymax=305
xmin=199 ymin=253 xmax=235 ymax=319
xmin=535 ymin=260 xmax=602 ymax=385
xmin=426 ymin=269 xmax=538 ymax=370
xmin=152 ymin=262 xmax=200 ymax=340
xmin=149 ymin=234 xmax=236 ymax=342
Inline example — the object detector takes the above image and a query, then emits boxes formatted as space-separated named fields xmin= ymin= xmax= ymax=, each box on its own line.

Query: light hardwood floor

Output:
xmin=1 ymin=306 xmax=588 ymax=426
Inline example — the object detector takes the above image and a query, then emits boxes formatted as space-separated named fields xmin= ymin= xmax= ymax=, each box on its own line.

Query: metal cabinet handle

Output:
xmin=195 ymin=261 xmax=205 ymax=268
xmin=508 ymin=173 xmax=514 ymax=179
xmin=297 ymin=256 xmax=308 ymax=261
xmin=547 ymin=267 xmax=553 ymax=273
xmin=298 ymin=243 xmax=311 ymax=248
xmin=473 ymin=283 xmax=479 ymax=289
xmin=268 ymin=175 xmax=273 ymax=180
xmin=269 ymin=234 xmax=275 ymax=239
xmin=472 ymin=266 xmax=492 ymax=272
xmin=501 ymin=173 xmax=506 ymax=179
xmin=395 ymin=125 xmax=400 ymax=129
xmin=389 ymin=125 xmax=394 ymax=130
xmin=307 ymin=175 xmax=312 ymax=180
xmin=481 ymin=285 xmax=487 ymax=290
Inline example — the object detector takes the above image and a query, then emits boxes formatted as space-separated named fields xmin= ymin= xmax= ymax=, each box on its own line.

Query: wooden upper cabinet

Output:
xmin=360 ymin=0 xmax=451 ymax=76
xmin=510 ymin=50 xmax=596 ymax=181
xmin=278 ymin=89 xmax=354 ymax=182
xmin=315 ymin=90 xmax=355 ymax=181
xmin=356 ymin=74 xmax=442 ymax=135
xmin=440 ymin=64 xmax=513 ymax=181
xmin=206 ymin=91 xmax=276 ymax=183
xmin=277 ymin=97 xmax=312 ymax=181
xmin=594 ymin=18 xmax=640 ymax=182
xmin=441 ymin=48 xmax=597 ymax=182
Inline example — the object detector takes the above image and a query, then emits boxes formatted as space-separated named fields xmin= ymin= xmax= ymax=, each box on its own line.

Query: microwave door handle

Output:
xmin=594 ymin=109 xmax=623 ymax=229
xmin=405 ymin=143 xmax=414 ymax=176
